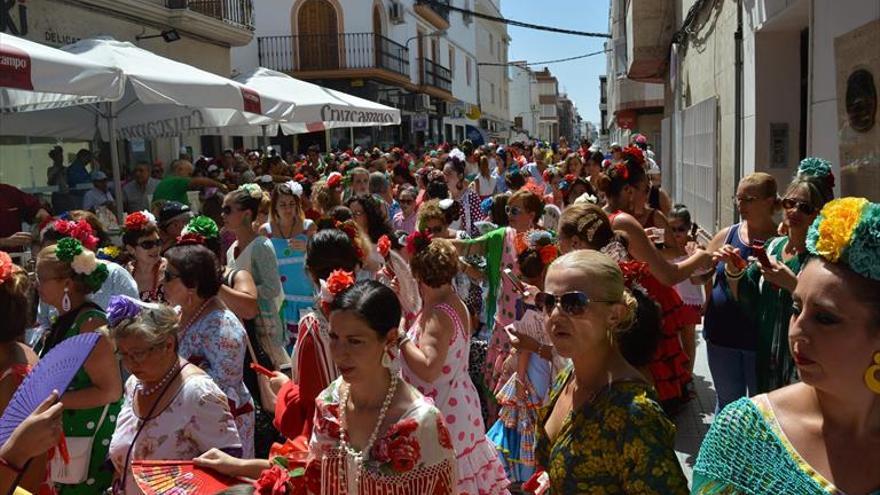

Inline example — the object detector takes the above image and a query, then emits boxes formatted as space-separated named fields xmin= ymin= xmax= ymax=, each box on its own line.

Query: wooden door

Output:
xmin=298 ymin=0 xmax=338 ymax=70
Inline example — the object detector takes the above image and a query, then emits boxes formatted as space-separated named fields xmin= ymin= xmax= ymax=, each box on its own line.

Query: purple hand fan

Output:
xmin=0 ymin=332 xmax=102 ymax=445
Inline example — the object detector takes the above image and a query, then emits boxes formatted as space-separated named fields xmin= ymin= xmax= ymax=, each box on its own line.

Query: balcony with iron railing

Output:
xmin=419 ymin=58 xmax=452 ymax=95
xmin=166 ymin=0 xmax=254 ymax=30
xmin=258 ymin=33 xmax=410 ymax=85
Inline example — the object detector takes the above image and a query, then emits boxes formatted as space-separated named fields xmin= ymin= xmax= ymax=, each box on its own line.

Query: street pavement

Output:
xmin=672 ymin=328 xmax=715 ymax=487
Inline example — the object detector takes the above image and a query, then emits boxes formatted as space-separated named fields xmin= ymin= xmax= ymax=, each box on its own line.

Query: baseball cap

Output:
xmin=158 ymin=201 xmax=192 ymax=227
xmin=92 ymin=171 xmax=108 ymax=181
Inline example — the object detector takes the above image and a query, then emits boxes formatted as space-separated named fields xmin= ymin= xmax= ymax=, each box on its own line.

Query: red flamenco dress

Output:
xmin=603 ymin=221 xmax=692 ymax=407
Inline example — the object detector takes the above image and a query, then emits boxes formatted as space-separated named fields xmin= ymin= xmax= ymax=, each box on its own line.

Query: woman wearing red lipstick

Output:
xmin=693 ymin=197 xmax=880 ymax=495
xmin=716 ymin=158 xmax=835 ymax=393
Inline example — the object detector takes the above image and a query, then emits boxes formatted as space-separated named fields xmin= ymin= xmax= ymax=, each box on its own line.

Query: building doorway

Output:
xmin=297 ymin=0 xmax=339 ymax=70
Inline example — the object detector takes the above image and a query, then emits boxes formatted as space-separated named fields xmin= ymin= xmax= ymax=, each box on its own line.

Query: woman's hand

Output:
xmin=269 ymin=371 xmax=290 ymax=396
xmin=0 ymin=392 xmax=63 ymax=467
xmin=758 ymin=257 xmax=798 ymax=292
xmin=507 ymin=327 xmax=540 ymax=354
xmin=193 ymin=448 xmax=244 ymax=477
xmin=712 ymin=244 xmax=746 ymax=273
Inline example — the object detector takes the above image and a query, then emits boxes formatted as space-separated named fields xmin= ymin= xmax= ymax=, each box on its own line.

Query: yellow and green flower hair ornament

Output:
xmin=807 ymin=197 xmax=880 ymax=281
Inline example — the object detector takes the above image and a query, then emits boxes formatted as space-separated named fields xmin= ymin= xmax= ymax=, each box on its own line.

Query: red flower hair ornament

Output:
xmin=622 ymin=145 xmax=645 ymax=166
xmin=539 ymin=244 xmax=559 ymax=265
xmin=405 ymin=229 xmax=433 ymax=257
xmin=319 ymin=269 xmax=356 ymax=315
xmin=123 ymin=211 xmax=156 ymax=232
xmin=612 ymin=162 xmax=630 ymax=181
xmin=175 ymin=232 xmax=206 ymax=247
xmin=0 ymin=251 xmax=14 ymax=285
xmin=326 ymin=172 xmax=343 ymax=188
xmin=53 ymin=219 xmax=99 ymax=251
xmin=377 ymin=234 xmax=392 ymax=260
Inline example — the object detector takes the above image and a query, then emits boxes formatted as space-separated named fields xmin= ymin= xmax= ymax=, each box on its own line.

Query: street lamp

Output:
xmin=135 ymin=29 xmax=181 ymax=43
xmin=404 ymin=30 xmax=447 ymax=50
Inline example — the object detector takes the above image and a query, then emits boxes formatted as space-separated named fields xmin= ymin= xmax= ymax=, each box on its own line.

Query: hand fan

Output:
xmin=0 ymin=332 xmax=101 ymax=445
xmin=132 ymin=460 xmax=241 ymax=495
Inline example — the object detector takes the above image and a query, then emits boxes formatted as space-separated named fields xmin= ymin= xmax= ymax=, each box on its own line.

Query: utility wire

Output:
xmin=419 ymin=0 xmax=612 ymax=39
xmin=478 ymin=48 xmax=610 ymax=67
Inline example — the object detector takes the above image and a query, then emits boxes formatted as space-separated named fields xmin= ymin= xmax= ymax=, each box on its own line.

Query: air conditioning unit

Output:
xmin=415 ymin=94 xmax=432 ymax=112
xmin=389 ymin=1 xmax=405 ymax=24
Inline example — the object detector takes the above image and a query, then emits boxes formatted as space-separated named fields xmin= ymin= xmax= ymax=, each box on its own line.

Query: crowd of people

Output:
xmin=0 ymin=135 xmax=878 ymax=495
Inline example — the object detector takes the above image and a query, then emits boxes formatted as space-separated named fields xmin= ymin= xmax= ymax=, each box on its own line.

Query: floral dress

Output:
xmin=177 ymin=308 xmax=255 ymax=458
xmin=35 ymin=303 xmax=122 ymax=495
xmin=108 ymin=372 xmax=242 ymax=494
xmin=400 ymin=304 xmax=511 ymax=495
xmin=306 ymin=378 xmax=457 ymax=494
xmin=534 ymin=365 xmax=688 ymax=494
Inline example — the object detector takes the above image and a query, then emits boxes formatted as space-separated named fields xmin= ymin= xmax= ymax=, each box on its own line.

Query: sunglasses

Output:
xmin=781 ymin=198 xmax=816 ymax=215
xmin=137 ymin=239 xmax=162 ymax=250
xmin=505 ymin=205 xmax=523 ymax=216
xmin=163 ymin=271 xmax=181 ymax=284
xmin=534 ymin=291 xmax=613 ymax=316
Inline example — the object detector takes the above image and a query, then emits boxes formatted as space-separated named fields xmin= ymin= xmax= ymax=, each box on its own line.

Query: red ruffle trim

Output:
xmin=620 ymin=261 xmax=693 ymax=402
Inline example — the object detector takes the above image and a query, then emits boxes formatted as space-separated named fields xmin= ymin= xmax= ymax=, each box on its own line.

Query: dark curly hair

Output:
xmin=345 ymin=194 xmax=395 ymax=244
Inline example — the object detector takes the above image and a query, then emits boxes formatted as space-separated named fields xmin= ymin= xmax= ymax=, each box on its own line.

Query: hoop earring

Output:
xmin=62 ymin=287 xmax=71 ymax=313
xmin=865 ymin=351 xmax=880 ymax=395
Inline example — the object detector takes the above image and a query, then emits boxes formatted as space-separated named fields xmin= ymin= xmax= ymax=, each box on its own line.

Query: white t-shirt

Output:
xmin=475 ymin=175 xmax=497 ymax=197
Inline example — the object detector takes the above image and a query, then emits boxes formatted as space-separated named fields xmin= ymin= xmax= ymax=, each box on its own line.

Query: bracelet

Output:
xmin=0 ymin=456 xmax=24 ymax=474
xmin=724 ymin=267 xmax=744 ymax=280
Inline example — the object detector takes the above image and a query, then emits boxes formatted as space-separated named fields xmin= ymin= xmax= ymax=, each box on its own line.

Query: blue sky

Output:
xmin=501 ymin=0 xmax=610 ymax=125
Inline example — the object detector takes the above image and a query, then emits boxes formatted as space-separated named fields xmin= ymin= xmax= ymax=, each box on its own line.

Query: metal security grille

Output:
xmin=661 ymin=116 xmax=672 ymax=194
xmin=677 ymin=97 xmax=717 ymax=232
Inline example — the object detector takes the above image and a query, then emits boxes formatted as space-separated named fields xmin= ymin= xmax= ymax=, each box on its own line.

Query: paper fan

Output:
xmin=0 ymin=332 xmax=101 ymax=445
xmin=132 ymin=460 xmax=241 ymax=495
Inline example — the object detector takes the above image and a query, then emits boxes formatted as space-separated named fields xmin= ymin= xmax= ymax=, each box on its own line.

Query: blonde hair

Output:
xmin=0 ymin=263 xmax=31 ymax=342
xmin=417 ymin=199 xmax=446 ymax=230
xmin=549 ymin=249 xmax=637 ymax=331
xmin=37 ymin=244 xmax=79 ymax=290
xmin=109 ymin=302 xmax=180 ymax=348
xmin=740 ymin=172 xmax=778 ymax=200
xmin=312 ymin=179 xmax=341 ymax=213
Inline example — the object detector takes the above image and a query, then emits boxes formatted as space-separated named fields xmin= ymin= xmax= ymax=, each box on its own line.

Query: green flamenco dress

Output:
xmin=729 ymin=237 xmax=807 ymax=393
xmin=37 ymin=303 xmax=122 ymax=494
xmin=693 ymin=396 xmax=880 ymax=494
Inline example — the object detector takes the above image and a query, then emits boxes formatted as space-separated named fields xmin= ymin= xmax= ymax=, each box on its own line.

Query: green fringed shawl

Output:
xmin=693 ymin=397 xmax=867 ymax=495
xmin=461 ymin=226 xmax=507 ymax=326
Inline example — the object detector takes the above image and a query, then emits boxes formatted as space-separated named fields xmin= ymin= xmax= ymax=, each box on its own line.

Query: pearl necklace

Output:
xmin=179 ymin=297 xmax=214 ymax=339
xmin=137 ymin=361 xmax=180 ymax=396
xmin=338 ymin=372 xmax=399 ymax=493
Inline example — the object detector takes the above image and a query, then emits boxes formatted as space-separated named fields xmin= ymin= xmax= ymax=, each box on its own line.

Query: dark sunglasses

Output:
xmin=781 ymin=198 xmax=816 ymax=215
xmin=534 ymin=291 xmax=611 ymax=316
xmin=137 ymin=239 xmax=162 ymax=250
xmin=163 ymin=271 xmax=181 ymax=283
xmin=505 ymin=205 xmax=523 ymax=216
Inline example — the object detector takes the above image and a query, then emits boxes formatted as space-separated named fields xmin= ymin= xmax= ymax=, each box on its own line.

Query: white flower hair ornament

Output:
xmin=70 ymin=249 xmax=98 ymax=275
xmin=284 ymin=180 xmax=303 ymax=197
xmin=240 ymin=183 xmax=264 ymax=199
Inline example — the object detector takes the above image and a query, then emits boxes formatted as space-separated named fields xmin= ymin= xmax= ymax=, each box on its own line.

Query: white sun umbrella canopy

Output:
xmin=0 ymin=33 xmax=125 ymax=112
xmin=0 ymin=37 xmax=297 ymax=219
xmin=206 ymin=67 xmax=401 ymax=135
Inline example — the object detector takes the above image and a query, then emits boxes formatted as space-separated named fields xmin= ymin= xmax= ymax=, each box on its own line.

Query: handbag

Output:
xmin=50 ymin=403 xmax=110 ymax=484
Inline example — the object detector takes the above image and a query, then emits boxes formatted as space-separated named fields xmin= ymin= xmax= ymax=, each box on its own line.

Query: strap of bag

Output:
xmin=116 ymin=363 xmax=188 ymax=493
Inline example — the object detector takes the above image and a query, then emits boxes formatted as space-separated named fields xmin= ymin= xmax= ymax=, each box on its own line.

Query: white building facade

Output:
xmin=508 ymin=61 xmax=539 ymax=141
xmin=233 ymin=0 xmax=481 ymax=150
xmin=474 ymin=0 xmax=511 ymax=144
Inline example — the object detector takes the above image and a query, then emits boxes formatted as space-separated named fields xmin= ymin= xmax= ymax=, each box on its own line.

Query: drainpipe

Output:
xmin=733 ymin=0 xmax=744 ymax=222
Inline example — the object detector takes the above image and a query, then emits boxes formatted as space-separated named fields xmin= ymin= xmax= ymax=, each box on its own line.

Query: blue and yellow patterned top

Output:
xmin=534 ymin=364 xmax=688 ymax=494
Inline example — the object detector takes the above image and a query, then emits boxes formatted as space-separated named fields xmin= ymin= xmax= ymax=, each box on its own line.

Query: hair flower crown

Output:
xmin=182 ymin=215 xmax=219 ymax=240
xmin=123 ymin=211 xmax=156 ymax=232
xmin=405 ymin=229 xmax=433 ymax=257
xmin=807 ymin=197 xmax=880 ymax=281
xmin=54 ymin=237 xmax=108 ymax=293
xmin=239 ymin=183 xmax=264 ymax=200
xmin=53 ymin=219 xmax=99 ymax=251
xmin=0 ymin=251 xmax=13 ymax=285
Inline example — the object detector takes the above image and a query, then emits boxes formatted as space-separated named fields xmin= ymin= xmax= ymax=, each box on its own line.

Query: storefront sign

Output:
xmin=117 ymin=109 xmax=206 ymax=139
xmin=320 ymin=104 xmax=396 ymax=124
xmin=0 ymin=42 xmax=32 ymax=89
xmin=411 ymin=114 xmax=428 ymax=133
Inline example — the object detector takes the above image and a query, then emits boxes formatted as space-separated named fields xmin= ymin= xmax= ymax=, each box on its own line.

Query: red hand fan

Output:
xmin=132 ymin=460 xmax=242 ymax=495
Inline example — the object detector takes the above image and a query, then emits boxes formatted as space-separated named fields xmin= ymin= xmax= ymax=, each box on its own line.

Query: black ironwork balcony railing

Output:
xmin=420 ymin=58 xmax=452 ymax=93
xmin=258 ymin=33 xmax=409 ymax=78
xmin=167 ymin=0 xmax=254 ymax=30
